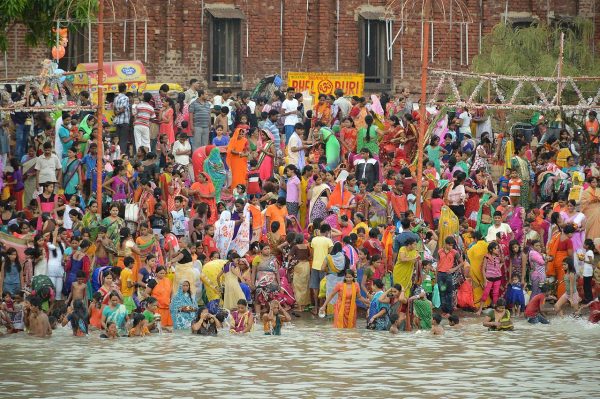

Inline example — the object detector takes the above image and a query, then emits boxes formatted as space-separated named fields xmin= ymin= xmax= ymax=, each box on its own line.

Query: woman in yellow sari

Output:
xmin=200 ymin=259 xmax=227 ymax=303
xmin=393 ymin=238 xmax=418 ymax=295
xmin=438 ymin=206 xmax=460 ymax=248
xmin=299 ymin=166 xmax=314 ymax=228
xmin=365 ymin=181 xmax=388 ymax=228
xmin=226 ymin=127 xmax=249 ymax=188
xmin=581 ymin=176 xmax=600 ymax=239
xmin=319 ymin=270 xmax=369 ymax=328
xmin=467 ymin=231 xmax=489 ymax=308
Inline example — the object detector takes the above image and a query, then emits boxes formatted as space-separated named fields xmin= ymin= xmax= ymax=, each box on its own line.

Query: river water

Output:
xmin=0 ymin=315 xmax=597 ymax=398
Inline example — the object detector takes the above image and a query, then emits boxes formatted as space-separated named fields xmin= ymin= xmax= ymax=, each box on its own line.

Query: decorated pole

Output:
xmin=96 ymin=0 xmax=104 ymax=216
xmin=415 ymin=0 xmax=431 ymax=219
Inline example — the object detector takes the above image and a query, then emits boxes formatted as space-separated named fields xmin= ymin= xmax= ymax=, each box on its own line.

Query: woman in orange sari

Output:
xmin=546 ymin=224 xmax=575 ymax=298
xmin=581 ymin=176 xmax=600 ymax=239
xmin=226 ymin=127 xmax=249 ymax=188
xmin=151 ymin=266 xmax=173 ymax=327
xmin=328 ymin=174 xmax=356 ymax=219
xmin=191 ymin=172 xmax=218 ymax=224
xmin=319 ymin=270 xmax=369 ymax=328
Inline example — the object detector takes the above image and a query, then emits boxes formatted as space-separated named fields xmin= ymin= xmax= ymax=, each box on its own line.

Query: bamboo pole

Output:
xmin=96 ymin=0 xmax=105 ymax=216
xmin=415 ymin=0 xmax=431 ymax=220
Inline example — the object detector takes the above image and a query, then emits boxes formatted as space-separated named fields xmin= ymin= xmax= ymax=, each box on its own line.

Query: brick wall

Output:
xmin=1 ymin=0 xmax=598 ymax=94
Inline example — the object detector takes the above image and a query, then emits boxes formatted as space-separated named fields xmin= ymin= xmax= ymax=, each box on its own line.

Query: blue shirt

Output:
xmin=59 ymin=126 xmax=73 ymax=156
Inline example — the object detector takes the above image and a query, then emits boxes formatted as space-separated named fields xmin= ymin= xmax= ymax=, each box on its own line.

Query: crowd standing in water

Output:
xmin=0 ymin=81 xmax=600 ymax=339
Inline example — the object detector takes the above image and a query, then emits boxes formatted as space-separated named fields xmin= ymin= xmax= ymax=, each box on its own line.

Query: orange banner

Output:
xmin=287 ymin=72 xmax=364 ymax=97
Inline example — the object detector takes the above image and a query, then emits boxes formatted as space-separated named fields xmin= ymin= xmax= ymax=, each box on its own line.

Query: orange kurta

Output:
xmin=152 ymin=277 xmax=173 ymax=327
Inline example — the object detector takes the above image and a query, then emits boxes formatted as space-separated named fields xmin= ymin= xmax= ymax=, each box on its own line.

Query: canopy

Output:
xmin=73 ymin=60 xmax=147 ymax=103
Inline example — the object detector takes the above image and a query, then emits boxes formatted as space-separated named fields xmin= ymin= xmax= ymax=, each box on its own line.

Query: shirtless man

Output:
xmin=26 ymin=296 xmax=52 ymax=338
xmin=67 ymin=270 xmax=88 ymax=305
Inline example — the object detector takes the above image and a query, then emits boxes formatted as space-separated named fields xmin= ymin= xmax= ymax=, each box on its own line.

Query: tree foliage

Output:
xmin=460 ymin=20 xmax=600 ymax=106
xmin=0 ymin=0 xmax=98 ymax=51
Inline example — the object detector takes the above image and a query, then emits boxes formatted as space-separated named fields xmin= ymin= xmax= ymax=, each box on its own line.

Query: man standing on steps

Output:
xmin=189 ymin=89 xmax=212 ymax=150
xmin=281 ymin=87 xmax=299 ymax=145
xmin=113 ymin=83 xmax=131 ymax=154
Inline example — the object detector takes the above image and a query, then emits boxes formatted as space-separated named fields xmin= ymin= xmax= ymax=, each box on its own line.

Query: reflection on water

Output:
xmin=0 ymin=315 xmax=597 ymax=398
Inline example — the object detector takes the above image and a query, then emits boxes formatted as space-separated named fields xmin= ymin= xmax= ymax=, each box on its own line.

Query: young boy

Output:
xmin=431 ymin=313 xmax=444 ymax=335
xmin=497 ymin=168 xmax=511 ymax=198
xmin=524 ymin=285 xmax=556 ymax=324
xmin=508 ymin=169 xmax=522 ymax=206
xmin=215 ymin=107 xmax=230 ymax=134
xmin=448 ymin=314 xmax=460 ymax=327
xmin=170 ymin=195 xmax=189 ymax=238
xmin=67 ymin=270 xmax=88 ymax=305
xmin=389 ymin=314 xmax=400 ymax=334
xmin=26 ymin=296 xmax=52 ymax=337
xmin=121 ymin=256 xmax=137 ymax=314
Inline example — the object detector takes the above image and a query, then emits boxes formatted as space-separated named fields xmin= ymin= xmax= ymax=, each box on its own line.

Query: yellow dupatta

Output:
xmin=504 ymin=140 xmax=514 ymax=174
xmin=335 ymin=282 xmax=358 ymax=328
xmin=438 ymin=206 xmax=459 ymax=248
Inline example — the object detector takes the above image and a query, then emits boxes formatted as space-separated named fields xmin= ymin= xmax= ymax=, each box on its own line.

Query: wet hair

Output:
xmin=132 ymin=312 xmax=146 ymax=328
xmin=432 ymin=314 xmax=442 ymax=324
xmin=448 ymin=315 xmax=459 ymax=324
xmin=563 ymin=257 xmax=576 ymax=274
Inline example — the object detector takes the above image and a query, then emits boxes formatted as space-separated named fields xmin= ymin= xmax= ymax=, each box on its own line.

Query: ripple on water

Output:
xmin=0 ymin=315 xmax=598 ymax=398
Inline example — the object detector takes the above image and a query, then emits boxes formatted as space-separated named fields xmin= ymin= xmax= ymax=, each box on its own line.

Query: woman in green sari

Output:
xmin=365 ymin=182 xmax=389 ymax=228
xmin=203 ymin=147 xmax=227 ymax=203
xmin=82 ymin=200 xmax=101 ymax=240
xmin=318 ymin=124 xmax=340 ymax=170
xmin=101 ymin=203 xmax=125 ymax=248
xmin=475 ymin=191 xmax=498 ymax=238
xmin=356 ymin=115 xmax=380 ymax=157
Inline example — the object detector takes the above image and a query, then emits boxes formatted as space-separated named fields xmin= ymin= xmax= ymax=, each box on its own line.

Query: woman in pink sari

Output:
xmin=560 ymin=199 xmax=586 ymax=251
xmin=275 ymin=267 xmax=295 ymax=310
xmin=257 ymin=129 xmax=275 ymax=181
xmin=508 ymin=205 xmax=525 ymax=244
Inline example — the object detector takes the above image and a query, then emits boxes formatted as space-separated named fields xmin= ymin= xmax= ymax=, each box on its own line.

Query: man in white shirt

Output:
xmin=172 ymin=132 xmax=193 ymax=181
xmin=184 ymin=79 xmax=200 ymax=105
xmin=333 ymin=88 xmax=351 ymax=121
xmin=485 ymin=211 xmax=514 ymax=243
xmin=458 ymin=107 xmax=472 ymax=144
xmin=35 ymin=141 xmax=62 ymax=188
xmin=133 ymin=92 xmax=155 ymax=151
xmin=281 ymin=87 xmax=299 ymax=144
xmin=287 ymin=122 xmax=309 ymax=170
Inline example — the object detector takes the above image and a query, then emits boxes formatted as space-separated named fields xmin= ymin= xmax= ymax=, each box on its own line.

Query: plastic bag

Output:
xmin=432 ymin=283 xmax=441 ymax=308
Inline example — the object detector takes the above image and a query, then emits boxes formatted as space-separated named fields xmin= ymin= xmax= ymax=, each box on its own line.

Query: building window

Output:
xmin=360 ymin=18 xmax=392 ymax=90
xmin=210 ymin=18 xmax=241 ymax=86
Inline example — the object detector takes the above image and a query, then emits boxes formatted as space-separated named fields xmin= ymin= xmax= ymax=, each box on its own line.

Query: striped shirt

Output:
xmin=509 ymin=178 xmax=522 ymax=196
xmin=189 ymin=99 xmax=212 ymax=128
xmin=134 ymin=102 xmax=155 ymax=128
xmin=113 ymin=93 xmax=130 ymax=125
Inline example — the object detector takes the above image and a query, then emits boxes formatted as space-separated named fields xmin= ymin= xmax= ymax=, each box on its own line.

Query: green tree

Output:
xmin=0 ymin=0 xmax=97 ymax=51
xmin=461 ymin=20 xmax=600 ymax=106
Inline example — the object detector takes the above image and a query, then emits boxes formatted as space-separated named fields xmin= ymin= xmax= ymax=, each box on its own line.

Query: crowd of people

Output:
xmin=0 ymin=78 xmax=599 ymax=339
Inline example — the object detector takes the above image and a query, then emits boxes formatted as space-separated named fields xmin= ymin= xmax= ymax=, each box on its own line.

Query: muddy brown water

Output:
xmin=0 ymin=315 xmax=597 ymax=398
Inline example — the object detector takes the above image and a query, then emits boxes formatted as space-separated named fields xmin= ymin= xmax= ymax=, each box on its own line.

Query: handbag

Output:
xmin=457 ymin=279 xmax=475 ymax=309
xmin=432 ymin=284 xmax=441 ymax=308
xmin=125 ymin=202 xmax=140 ymax=222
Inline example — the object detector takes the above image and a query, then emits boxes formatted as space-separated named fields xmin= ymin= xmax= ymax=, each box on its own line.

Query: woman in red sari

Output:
xmin=191 ymin=172 xmax=218 ymax=224
xmin=319 ymin=269 xmax=369 ymax=328
xmin=547 ymin=224 xmax=575 ymax=298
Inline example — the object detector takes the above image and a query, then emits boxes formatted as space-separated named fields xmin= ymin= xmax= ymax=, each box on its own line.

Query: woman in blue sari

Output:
xmin=170 ymin=281 xmax=198 ymax=330
xmin=101 ymin=291 xmax=128 ymax=335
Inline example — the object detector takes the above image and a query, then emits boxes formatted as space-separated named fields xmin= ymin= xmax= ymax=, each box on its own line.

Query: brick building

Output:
xmin=1 ymin=0 xmax=598 ymax=94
